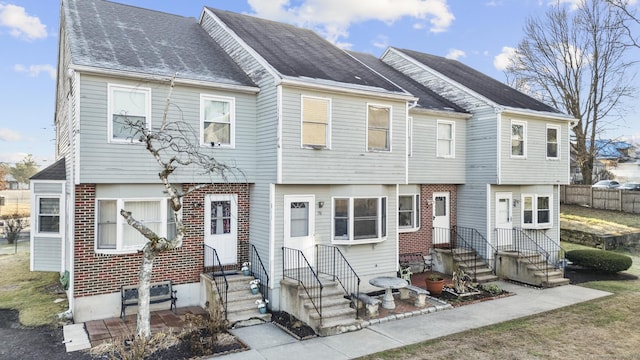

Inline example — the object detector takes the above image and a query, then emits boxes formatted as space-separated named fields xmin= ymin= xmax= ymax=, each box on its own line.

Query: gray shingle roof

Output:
xmin=208 ymin=8 xmax=405 ymax=93
xmin=31 ymin=158 xmax=66 ymax=181
xmin=394 ymin=48 xmax=561 ymax=114
xmin=65 ymin=0 xmax=255 ymax=87
xmin=349 ymin=51 xmax=467 ymax=114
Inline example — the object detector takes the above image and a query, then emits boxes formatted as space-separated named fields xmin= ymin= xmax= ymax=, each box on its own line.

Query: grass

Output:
xmin=359 ymin=205 xmax=640 ymax=360
xmin=0 ymin=252 xmax=68 ymax=326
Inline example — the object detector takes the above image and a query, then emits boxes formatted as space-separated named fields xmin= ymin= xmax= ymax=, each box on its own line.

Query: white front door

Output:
xmin=495 ymin=192 xmax=513 ymax=248
xmin=204 ymin=194 xmax=237 ymax=266
xmin=283 ymin=195 xmax=315 ymax=269
xmin=432 ymin=192 xmax=450 ymax=245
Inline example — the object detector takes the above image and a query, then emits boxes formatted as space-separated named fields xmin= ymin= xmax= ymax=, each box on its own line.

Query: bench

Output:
xmin=352 ymin=293 xmax=381 ymax=318
xmin=398 ymin=285 xmax=430 ymax=307
xmin=121 ymin=280 xmax=177 ymax=318
xmin=399 ymin=252 xmax=431 ymax=273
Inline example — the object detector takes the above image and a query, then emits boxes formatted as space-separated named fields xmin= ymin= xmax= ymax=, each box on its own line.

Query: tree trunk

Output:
xmin=136 ymin=246 xmax=156 ymax=339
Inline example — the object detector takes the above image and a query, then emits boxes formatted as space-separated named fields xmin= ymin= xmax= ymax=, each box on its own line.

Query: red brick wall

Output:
xmin=398 ymin=184 xmax=457 ymax=256
xmin=73 ymin=183 xmax=250 ymax=297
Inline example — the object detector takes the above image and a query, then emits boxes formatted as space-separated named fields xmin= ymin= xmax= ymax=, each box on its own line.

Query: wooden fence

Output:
xmin=560 ymin=185 xmax=640 ymax=214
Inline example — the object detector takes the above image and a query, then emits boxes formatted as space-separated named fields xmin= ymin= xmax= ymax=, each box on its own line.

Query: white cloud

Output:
xmin=493 ymin=46 xmax=517 ymax=71
xmin=13 ymin=64 xmax=56 ymax=80
xmin=445 ymin=48 xmax=465 ymax=60
xmin=0 ymin=128 xmax=23 ymax=142
xmin=372 ymin=35 xmax=389 ymax=49
xmin=0 ymin=4 xmax=47 ymax=40
xmin=248 ymin=0 xmax=454 ymax=45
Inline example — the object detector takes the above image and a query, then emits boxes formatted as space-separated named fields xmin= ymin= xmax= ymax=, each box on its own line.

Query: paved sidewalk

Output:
xmin=222 ymin=282 xmax=611 ymax=360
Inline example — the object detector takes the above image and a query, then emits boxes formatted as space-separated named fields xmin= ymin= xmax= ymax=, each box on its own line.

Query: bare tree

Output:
xmin=506 ymin=0 xmax=635 ymax=184
xmin=121 ymin=79 xmax=240 ymax=339
xmin=607 ymin=0 xmax=640 ymax=48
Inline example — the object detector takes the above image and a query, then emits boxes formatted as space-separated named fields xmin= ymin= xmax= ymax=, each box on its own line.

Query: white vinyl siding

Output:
xmin=301 ymin=96 xmax=331 ymax=149
xmin=367 ymin=104 xmax=391 ymax=152
xmin=201 ymin=94 xmax=235 ymax=148
xmin=108 ymin=84 xmax=151 ymax=142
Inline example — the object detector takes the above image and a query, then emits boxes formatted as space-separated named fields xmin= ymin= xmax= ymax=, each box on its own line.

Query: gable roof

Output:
xmin=31 ymin=158 xmax=66 ymax=181
xmin=207 ymin=8 xmax=406 ymax=94
xmin=64 ymin=0 xmax=255 ymax=87
xmin=393 ymin=48 xmax=561 ymax=114
xmin=348 ymin=51 xmax=467 ymax=114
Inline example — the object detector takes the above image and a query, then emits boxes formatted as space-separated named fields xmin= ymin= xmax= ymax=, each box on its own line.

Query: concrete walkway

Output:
xmin=222 ymin=282 xmax=611 ymax=360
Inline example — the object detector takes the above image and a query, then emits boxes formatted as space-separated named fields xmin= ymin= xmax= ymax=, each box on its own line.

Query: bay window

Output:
xmin=522 ymin=194 xmax=552 ymax=229
xmin=333 ymin=197 xmax=387 ymax=243
xmin=37 ymin=197 xmax=60 ymax=233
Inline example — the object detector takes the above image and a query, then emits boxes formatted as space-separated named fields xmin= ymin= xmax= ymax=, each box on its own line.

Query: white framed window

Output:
xmin=546 ymin=124 xmax=560 ymax=159
xmin=437 ymin=120 xmax=455 ymax=158
xmin=108 ymin=84 xmax=151 ymax=142
xmin=398 ymin=194 xmax=420 ymax=231
xmin=332 ymin=197 xmax=387 ymax=243
xmin=301 ymin=96 xmax=331 ymax=149
xmin=367 ymin=104 xmax=391 ymax=152
xmin=511 ymin=120 xmax=526 ymax=158
xmin=36 ymin=197 xmax=60 ymax=234
xmin=522 ymin=194 xmax=552 ymax=229
xmin=201 ymin=94 xmax=235 ymax=148
xmin=96 ymin=198 xmax=177 ymax=253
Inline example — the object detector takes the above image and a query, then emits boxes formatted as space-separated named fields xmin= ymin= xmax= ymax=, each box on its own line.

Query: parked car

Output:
xmin=619 ymin=182 xmax=640 ymax=191
xmin=592 ymin=180 xmax=620 ymax=189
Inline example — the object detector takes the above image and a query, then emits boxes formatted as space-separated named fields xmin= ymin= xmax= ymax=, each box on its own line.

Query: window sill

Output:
xmin=522 ymin=224 xmax=553 ymax=230
xmin=303 ymin=145 xmax=328 ymax=150
xmin=95 ymin=248 xmax=142 ymax=255
xmin=399 ymin=227 xmax=420 ymax=233
xmin=332 ymin=237 xmax=386 ymax=246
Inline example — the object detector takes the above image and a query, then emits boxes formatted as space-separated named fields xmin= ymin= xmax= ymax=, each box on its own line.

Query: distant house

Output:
xmin=4 ymin=174 xmax=29 ymax=190
xmin=30 ymin=0 xmax=574 ymax=332
xmin=570 ymin=140 xmax=636 ymax=183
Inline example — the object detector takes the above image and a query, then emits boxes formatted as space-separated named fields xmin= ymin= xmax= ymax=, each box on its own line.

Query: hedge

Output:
xmin=566 ymin=249 xmax=632 ymax=273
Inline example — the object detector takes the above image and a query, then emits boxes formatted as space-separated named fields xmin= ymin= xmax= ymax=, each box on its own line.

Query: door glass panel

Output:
xmin=210 ymin=201 xmax=231 ymax=235
xmin=434 ymin=196 xmax=446 ymax=216
xmin=290 ymin=202 xmax=309 ymax=237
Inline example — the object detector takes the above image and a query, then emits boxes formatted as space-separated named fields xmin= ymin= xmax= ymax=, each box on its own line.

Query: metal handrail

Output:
xmin=282 ymin=247 xmax=323 ymax=325
xmin=520 ymin=228 xmax=567 ymax=273
xmin=316 ymin=244 xmax=361 ymax=318
xmin=250 ymin=244 xmax=270 ymax=303
xmin=203 ymin=244 xmax=229 ymax=319
xmin=455 ymin=226 xmax=499 ymax=274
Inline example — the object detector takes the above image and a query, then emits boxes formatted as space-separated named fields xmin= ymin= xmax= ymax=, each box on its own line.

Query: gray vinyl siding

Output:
xmin=466 ymin=107 xmax=499 ymax=184
xmin=76 ymin=75 xmax=257 ymax=184
xmin=201 ymin=11 xmax=278 ymax=185
xmin=31 ymin=181 xmax=64 ymax=272
xmin=274 ymin=184 xmax=398 ymax=277
xmin=408 ymin=111 xmax=466 ymax=184
xmin=456 ymin=183 xmax=489 ymax=238
xmin=500 ymin=115 xmax=570 ymax=185
xmin=55 ymin=23 xmax=72 ymax=160
xmin=279 ymin=87 xmax=407 ymax=184
xmin=249 ymin=182 xmax=272 ymax=275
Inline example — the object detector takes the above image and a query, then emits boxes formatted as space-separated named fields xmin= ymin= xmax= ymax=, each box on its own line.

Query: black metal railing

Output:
xmin=455 ymin=226 xmax=498 ymax=274
xmin=204 ymin=244 xmax=229 ymax=319
xmin=494 ymin=228 xmax=551 ymax=284
xmin=521 ymin=228 xmax=567 ymax=273
xmin=282 ymin=247 xmax=323 ymax=325
xmin=316 ymin=244 xmax=361 ymax=318
xmin=250 ymin=244 xmax=270 ymax=303
xmin=433 ymin=226 xmax=497 ymax=281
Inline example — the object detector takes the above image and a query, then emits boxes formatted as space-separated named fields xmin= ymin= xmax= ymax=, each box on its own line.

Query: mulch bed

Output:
xmin=271 ymin=311 xmax=317 ymax=340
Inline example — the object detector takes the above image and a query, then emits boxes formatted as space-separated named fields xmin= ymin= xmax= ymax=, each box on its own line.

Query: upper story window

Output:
xmin=399 ymin=194 xmax=420 ymax=231
xmin=546 ymin=125 xmax=560 ymax=159
xmin=437 ymin=120 xmax=455 ymax=158
xmin=108 ymin=84 xmax=151 ymax=142
xmin=302 ymin=96 xmax=331 ymax=149
xmin=367 ymin=104 xmax=391 ymax=152
xmin=333 ymin=197 xmax=387 ymax=243
xmin=96 ymin=198 xmax=176 ymax=254
xmin=522 ymin=194 xmax=552 ymax=229
xmin=37 ymin=197 xmax=60 ymax=234
xmin=511 ymin=120 xmax=527 ymax=158
xmin=201 ymin=94 xmax=235 ymax=148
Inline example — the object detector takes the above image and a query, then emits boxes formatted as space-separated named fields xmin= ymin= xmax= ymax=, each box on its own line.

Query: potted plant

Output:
xmin=255 ymin=299 xmax=269 ymax=314
xmin=241 ymin=262 xmax=251 ymax=276
xmin=249 ymin=279 xmax=260 ymax=295
xmin=425 ymin=273 xmax=445 ymax=296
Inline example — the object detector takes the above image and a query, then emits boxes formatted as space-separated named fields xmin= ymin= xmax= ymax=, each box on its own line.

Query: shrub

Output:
xmin=566 ymin=249 xmax=632 ymax=273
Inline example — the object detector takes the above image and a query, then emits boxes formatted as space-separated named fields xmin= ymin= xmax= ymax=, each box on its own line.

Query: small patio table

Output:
xmin=368 ymin=276 xmax=408 ymax=310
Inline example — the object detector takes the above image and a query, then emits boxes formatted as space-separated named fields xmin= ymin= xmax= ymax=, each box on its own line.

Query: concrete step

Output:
xmin=298 ymin=285 xmax=344 ymax=300
xmin=317 ymin=317 xmax=362 ymax=337
xmin=303 ymin=296 xmax=351 ymax=311
xmin=308 ymin=306 xmax=356 ymax=322
xmin=543 ymin=277 xmax=571 ymax=287
xmin=474 ymin=273 xmax=499 ymax=283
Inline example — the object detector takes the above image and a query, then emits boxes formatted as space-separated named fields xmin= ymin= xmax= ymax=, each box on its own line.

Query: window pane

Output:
xmin=334 ymin=199 xmax=349 ymax=239
xmin=290 ymin=202 xmax=309 ymax=237
xmin=368 ymin=106 xmax=390 ymax=151
xmin=167 ymin=200 xmax=176 ymax=239
xmin=537 ymin=197 xmax=550 ymax=223
xmin=368 ymin=106 xmax=389 ymax=127
xmin=523 ymin=210 xmax=533 ymax=224
xmin=210 ymin=201 xmax=231 ymax=235
xmin=354 ymin=198 xmax=378 ymax=239
xmin=113 ymin=89 xmax=146 ymax=116
xmin=368 ymin=129 xmax=389 ymax=150
xmin=97 ymin=200 xmax=117 ymax=249
xmin=113 ymin=115 xmax=145 ymax=140
xmin=547 ymin=128 xmax=557 ymax=142
xmin=203 ymin=122 xmax=230 ymax=144
xmin=512 ymin=124 xmax=524 ymax=156
xmin=302 ymin=122 xmax=327 ymax=146
xmin=547 ymin=128 xmax=558 ymax=158
xmin=303 ymin=98 xmax=328 ymax=124
xmin=438 ymin=123 xmax=452 ymax=139
xmin=438 ymin=139 xmax=451 ymax=156
xmin=123 ymin=201 xmax=161 ymax=248
xmin=203 ymin=100 xmax=230 ymax=123
xmin=434 ymin=196 xmax=446 ymax=217
xmin=399 ymin=196 xmax=414 ymax=228
xmin=40 ymin=198 xmax=59 ymax=214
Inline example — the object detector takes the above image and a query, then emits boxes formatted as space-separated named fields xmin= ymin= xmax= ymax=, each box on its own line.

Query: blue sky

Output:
xmin=0 ymin=0 xmax=638 ymax=168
